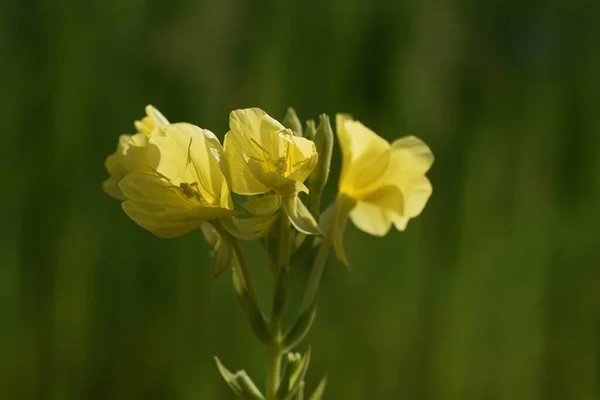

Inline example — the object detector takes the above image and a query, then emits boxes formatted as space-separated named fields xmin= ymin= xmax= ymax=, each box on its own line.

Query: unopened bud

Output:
xmin=283 ymin=107 xmax=303 ymax=137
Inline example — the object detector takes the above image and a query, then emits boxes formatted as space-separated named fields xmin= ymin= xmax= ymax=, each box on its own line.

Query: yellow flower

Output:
xmin=325 ymin=115 xmax=433 ymax=263
xmin=118 ymin=123 xmax=236 ymax=238
xmin=103 ymin=105 xmax=169 ymax=199
xmin=223 ymin=108 xmax=318 ymax=198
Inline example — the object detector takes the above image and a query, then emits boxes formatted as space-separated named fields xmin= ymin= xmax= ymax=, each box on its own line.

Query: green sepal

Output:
xmin=311 ymin=114 xmax=334 ymax=190
xmin=244 ymin=193 xmax=282 ymax=216
xmin=231 ymin=257 xmax=271 ymax=344
xmin=215 ymin=357 xmax=265 ymax=400
xmin=307 ymin=375 xmax=328 ymax=400
xmin=283 ymin=107 xmax=303 ymax=137
xmin=283 ymin=196 xmax=321 ymax=236
xmin=304 ymin=119 xmax=316 ymax=142
xmin=222 ymin=214 xmax=278 ymax=241
xmin=201 ymin=223 xmax=233 ymax=277
xmin=319 ymin=196 xmax=355 ymax=266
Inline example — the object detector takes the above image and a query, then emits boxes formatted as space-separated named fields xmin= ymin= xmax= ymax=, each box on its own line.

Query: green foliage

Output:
xmin=1 ymin=0 xmax=599 ymax=399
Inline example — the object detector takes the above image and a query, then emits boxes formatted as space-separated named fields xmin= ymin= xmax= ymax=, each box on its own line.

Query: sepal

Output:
xmin=283 ymin=196 xmax=321 ymax=236
xmin=319 ymin=196 xmax=355 ymax=266
xmin=222 ymin=214 xmax=278 ymax=241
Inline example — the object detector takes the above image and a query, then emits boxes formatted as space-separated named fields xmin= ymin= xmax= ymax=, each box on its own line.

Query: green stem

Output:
xmin=267 ymin=214 xmax=292 ymax=399
xmin=266 ymin=343 xmax=283 ymax=400
xmin=299 ymin=241 xmax=330 ymax=314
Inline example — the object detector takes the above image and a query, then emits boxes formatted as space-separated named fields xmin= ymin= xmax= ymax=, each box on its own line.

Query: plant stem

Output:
xmin=299 ymin=241 xmax=330 ymax=314
xmin=266 ymin=343 xmax=283 ymax=400
xmin=267 ymin=214 xmax=292 ymax=399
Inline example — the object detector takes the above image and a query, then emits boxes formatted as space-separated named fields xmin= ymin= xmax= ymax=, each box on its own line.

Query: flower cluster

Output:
xmin=104 ymin=106 xmax=433 ymax=261
xmin=102 ymin=105 xmax=434 ymax=400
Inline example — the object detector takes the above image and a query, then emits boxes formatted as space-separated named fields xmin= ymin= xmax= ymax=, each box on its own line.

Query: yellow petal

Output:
xmin=349 ymin=200 xmax=393 ymax=237
xmin=118 ymin=173 xmax=203 ymax=238
xmin=103 ymin=134 xmax=152 ymax=200
xmin=224 ymin=131 xmax=271 ymax=195
xmin=401 ymin=175 xmax=432 ymax=218
xmin=134 ymin=104 xmax=169 ymax=135
xmin=149 ymin=123 xmax=227 ymax=205
xmin=336 ymin=115 xmax=390 ymax=193
xmin=390 ymin=213 xmax=410 ymax=231
xmin=287 ymin=136 xmax=319 ymax=183
xmin=102 ymin=177 xmax=125 ymax=200
xmin=391 ymin=136 xmax=434 ymax=174
xmin=360 ymin=185 xmax=404 ymax=215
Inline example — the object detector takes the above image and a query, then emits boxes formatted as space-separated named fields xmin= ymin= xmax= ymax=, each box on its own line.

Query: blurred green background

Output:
xmin=2 ymin=0 xmax=600 ymax=399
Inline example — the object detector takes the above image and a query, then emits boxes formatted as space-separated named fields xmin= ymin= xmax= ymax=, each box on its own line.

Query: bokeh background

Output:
xmin=2 ymin=0 xmax=600 ymax=399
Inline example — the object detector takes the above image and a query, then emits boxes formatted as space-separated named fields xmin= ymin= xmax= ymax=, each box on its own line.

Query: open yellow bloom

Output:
xmin=103 ymin=105 xmax=169 ymax=199
xmin=337 ymin=114 xmax=433 ymax=235
xmin=223 ymin=108 xmax=318 ymax=198
xmin=324 ymin=115 xmax=433 ymax=264
xmin=118 ymin=123 xmax=236 ymax=238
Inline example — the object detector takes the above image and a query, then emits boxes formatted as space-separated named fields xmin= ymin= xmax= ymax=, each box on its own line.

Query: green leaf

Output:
xmin=283 ymin=300 xmax=317 ymax=351
xmin=215 ymin=357 xmax=265 ymax=400
xmin=283 ymin=196 xmax=321 ymax=236
xmin=307 ymin=375 xmax=328 ymax=400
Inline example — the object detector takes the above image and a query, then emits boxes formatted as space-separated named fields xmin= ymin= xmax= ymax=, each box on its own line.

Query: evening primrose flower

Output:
xmin=324 ymin=115 xmax=433 ymax=264
xmin=118 ymin=123 xmax=236 ymax=238
xmin=103 ymin=105 xmax=169 ymax=199
xmin=224 ymin=108 xmax=318 ymax=198
xmin=224 ymin=108 xmax=321 ymax=235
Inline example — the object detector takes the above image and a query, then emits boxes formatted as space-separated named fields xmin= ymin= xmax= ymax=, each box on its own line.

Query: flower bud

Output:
xmin=283 ymin=107 xmax=303 ymax=137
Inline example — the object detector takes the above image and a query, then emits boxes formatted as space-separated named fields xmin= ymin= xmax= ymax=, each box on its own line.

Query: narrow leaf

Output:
xmin=215 ymin=357 xmax=265 ymax=400
xmin=307 ymin=375 xmax=328 ymax=400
